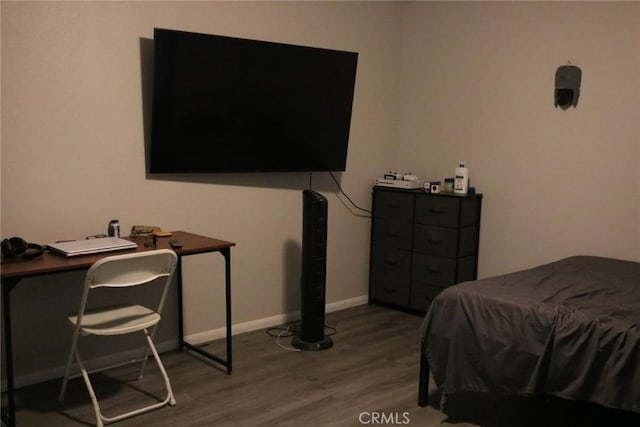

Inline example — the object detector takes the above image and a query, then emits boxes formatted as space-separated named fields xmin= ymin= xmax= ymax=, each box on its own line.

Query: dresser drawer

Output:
xmin=373 ymin=190 xmax=414 ymax=222
xmin=370 ymin=281 xmax=410 ymax=307
xmin=372 ymin=219 xmax=413 ymax=250
xmin=413 ymin=224 xmax=479 ymax=258
xmin=456 ymin=255 xmax=478 ymax=283
xmin=412 ymin=253 xmax=478 ymax=286
xmin=370 ymin=246 xmax=411 ymax=279
xmin=413 ymin=225 xmax=458 ymax=257
xmin=411 ymin=254 xmax=456 ymax=286
xmin=410 ymin=282 xmax=447 ymax=312
xmin=370 ymin=246 xmax=411 ymax=306
xmin=415 ymin=196 xmax=460 ymax=227
xmin=415 ymin=195 xmax=480 ymax=227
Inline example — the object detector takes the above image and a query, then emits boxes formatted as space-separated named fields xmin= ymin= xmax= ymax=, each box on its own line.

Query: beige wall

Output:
xmin=397 ymin=1 xmax=640 ymax=275
xmin=1 ymin=1 xmax=639 ymax=384
xmin=1 ymin=1 xmax=402 ymax=384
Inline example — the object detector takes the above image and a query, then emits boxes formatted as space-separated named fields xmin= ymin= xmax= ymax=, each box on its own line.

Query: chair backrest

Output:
xmin=87 ymin=249 xmax=177 ymax=289
xmin=76 ymin=249 xmax=178 ymax=323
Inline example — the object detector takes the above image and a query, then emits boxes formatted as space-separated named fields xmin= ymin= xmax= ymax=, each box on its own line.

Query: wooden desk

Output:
xmin=1 ymin=231 xmax=235 ymax=427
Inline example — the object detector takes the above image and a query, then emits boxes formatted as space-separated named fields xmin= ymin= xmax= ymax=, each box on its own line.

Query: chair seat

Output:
xmin=69 ymin=305 xmax=160 ymax=336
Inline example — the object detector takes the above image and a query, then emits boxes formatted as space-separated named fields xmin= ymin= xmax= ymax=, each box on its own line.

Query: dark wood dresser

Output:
xmin=369 ymin=187 xmax=482 ymax=312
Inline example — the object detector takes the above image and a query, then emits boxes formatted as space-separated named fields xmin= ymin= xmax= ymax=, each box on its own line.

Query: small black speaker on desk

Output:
xmin=292 ymin=189 xmax=333 ymax=351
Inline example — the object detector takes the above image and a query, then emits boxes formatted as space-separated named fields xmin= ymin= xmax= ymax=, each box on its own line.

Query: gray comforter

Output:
xmin=421 ymin=256 xmax=640 ymax=413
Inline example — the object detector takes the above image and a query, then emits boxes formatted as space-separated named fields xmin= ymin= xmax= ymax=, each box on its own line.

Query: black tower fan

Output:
xmin=292 ymin=190 xmax=333 ymax=350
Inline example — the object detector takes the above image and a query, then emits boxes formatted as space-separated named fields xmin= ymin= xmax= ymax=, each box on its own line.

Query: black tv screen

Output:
xmin=149 ymin=28 xmax=358 ymax=173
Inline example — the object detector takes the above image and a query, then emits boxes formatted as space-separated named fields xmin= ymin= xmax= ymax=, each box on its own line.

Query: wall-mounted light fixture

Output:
xmin=555 ymin=64 xmax=582 ymax=110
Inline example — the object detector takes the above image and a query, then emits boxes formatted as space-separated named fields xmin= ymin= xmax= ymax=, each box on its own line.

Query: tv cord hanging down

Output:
xmin=308 ymin=172 xmax=372 ymax=218
xmin=329 ymin=172 xmax=372 ymax=217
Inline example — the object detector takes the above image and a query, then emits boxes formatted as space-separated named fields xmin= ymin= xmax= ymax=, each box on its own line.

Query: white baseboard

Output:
xmin=5 ymin=295 xmax=368 ymax=390
xmin=185 ymin=294 xmax=368 ymax=345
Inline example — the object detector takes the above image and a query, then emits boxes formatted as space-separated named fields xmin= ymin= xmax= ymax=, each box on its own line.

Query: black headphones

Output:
xmin=1 ymin=237 xmax=44 ymax=259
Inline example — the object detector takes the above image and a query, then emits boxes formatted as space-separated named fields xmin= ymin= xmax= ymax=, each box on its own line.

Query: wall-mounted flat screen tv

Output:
xmin=149 ymin=28 xmax=358 ymax=174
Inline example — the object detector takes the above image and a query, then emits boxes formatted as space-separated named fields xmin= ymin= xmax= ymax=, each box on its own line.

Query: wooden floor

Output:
xmin=7 ymin=304 xmax=640 ymax=426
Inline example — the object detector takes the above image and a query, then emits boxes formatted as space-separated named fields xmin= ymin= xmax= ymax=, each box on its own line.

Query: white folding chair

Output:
xmin=58 ymin=249 xmax=178 ymax=427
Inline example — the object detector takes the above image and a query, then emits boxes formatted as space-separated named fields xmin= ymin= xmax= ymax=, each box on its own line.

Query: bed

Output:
xmin=418 ymin=255 xmax=640 ymax=414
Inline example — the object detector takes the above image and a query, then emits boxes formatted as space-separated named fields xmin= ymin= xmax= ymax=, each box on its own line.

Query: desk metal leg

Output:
xmin=176 ymin=258 xmax=184 ymax=349
xmin=178 ymin=249 xmax=232 ymax=374
xmin=222 ymin=247 xmax=232 ymax=374
xmin=1 ymin=279 xmax=18 ymax=427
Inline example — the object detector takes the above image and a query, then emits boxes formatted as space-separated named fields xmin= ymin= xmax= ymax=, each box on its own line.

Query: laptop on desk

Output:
xmin=48 ymin=237 xmax=138 ymax=257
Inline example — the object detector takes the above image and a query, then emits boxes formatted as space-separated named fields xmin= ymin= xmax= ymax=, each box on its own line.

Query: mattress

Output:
xmin=421 ymin=256 xmax=640 ymax=413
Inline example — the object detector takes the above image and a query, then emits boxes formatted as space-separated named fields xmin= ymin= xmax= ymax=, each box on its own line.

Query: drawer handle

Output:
xmin=387 ymin=203 xmax=401 ymax=209
xmin=425 ymin=267 xmax=441 ymax=274
xmin=427 ymin=238 xmax=441 ymax=245
xmin=429 ymin=208 xmax=445 ymax=214
xmin=385 ymin=231 xmax=398 ymax=238
xmin=382 ymin=287 xmax=396 ymax=293
xmin=384 ymin=259 xmax=398 ymax=266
